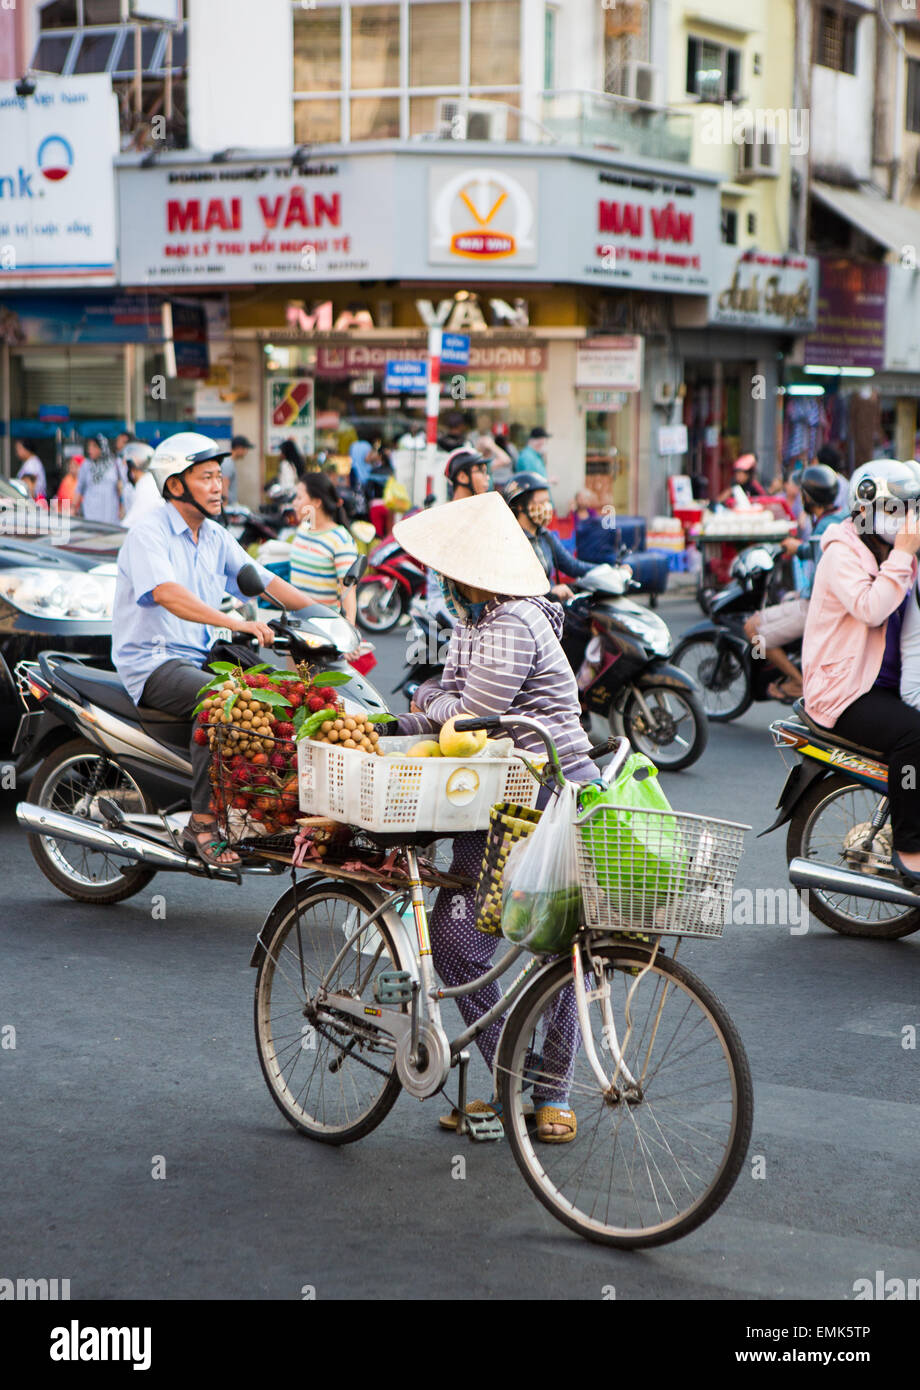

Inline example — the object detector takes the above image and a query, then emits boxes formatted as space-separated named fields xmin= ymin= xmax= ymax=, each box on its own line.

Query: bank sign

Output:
xmin=0 ymin=75 xmax=119 ymax=287
xmin=709 ymin=248 xmax=819 ymax=331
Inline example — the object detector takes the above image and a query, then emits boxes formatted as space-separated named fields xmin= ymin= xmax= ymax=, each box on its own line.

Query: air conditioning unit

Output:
xmin=621 ymin=60 xmax=661 ymax=106
xmin=737 ymin=138 xmax=780 ymax=179
xmin=436 ymin=98 xmax=509 ymax=142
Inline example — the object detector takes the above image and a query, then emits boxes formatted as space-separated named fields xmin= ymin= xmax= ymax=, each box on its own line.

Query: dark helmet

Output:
xmin=799 ymin=463 xmax=840 ymax=510
xmin=444 ymin=446 xmax=489 ymax=485
xmin=502 ymin=471 xmax=548 ymax=513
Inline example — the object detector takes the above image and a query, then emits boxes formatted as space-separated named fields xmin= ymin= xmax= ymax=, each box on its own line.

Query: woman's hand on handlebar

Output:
xmin=233 ymin=618 xmax=276 ymax=645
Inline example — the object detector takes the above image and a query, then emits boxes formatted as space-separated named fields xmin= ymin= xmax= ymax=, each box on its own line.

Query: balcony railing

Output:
xmin=537 ymin=90 xmax=693 ymax=164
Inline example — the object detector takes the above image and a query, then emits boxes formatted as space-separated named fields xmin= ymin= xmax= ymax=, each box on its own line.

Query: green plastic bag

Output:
xmin=576 ymin=753 xmax=686 ymax=903
xmin=500 ymin=784 xmax=582 ymax=954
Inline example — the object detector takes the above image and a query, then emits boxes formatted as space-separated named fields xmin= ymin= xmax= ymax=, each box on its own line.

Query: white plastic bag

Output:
xmin=501 ymin=783 xmax=582 ymax=953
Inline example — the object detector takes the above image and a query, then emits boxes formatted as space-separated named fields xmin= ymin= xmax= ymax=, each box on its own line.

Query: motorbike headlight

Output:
xmin=617 ymin=610 xmax=671 ymax=657
xmin=0 ymin=567 xmax=115 ymax=620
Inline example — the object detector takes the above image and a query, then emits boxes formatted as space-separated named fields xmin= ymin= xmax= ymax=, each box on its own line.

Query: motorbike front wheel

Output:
xmin=355 ymin=578 xmax=406 ymax=634
xmin=27 ymin=739 xmax=157 ymax=905
xmin=672 ymin=636 xmax=752 ymax=723
xmin=617 ymin=684 xmax=709 ymax=771
xmin=786 ymin=772 xmax=920 ymax=938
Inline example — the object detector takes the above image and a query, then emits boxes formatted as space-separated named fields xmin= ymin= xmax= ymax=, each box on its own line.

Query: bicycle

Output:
xmin=250 ymin=715 xmax=753 ymax=1249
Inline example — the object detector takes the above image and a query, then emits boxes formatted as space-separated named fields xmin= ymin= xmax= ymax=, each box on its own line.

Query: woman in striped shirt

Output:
xmin=393 ymin=492 xmax=599 ymax=1144
xmin=289 ymin=472 xmax=358 ymax=624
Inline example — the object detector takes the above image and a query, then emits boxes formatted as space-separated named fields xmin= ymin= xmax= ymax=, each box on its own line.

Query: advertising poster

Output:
xmin=267 ymin=377 xmax=314 ymax=457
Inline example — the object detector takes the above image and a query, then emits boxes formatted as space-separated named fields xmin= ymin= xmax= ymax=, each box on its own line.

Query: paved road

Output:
xmin=1 ymin=593 xmax=918 ymax=1301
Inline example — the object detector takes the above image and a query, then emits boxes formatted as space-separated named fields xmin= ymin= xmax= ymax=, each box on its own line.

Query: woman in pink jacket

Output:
xmin=802 ymin=459 xmax=920 ymax=878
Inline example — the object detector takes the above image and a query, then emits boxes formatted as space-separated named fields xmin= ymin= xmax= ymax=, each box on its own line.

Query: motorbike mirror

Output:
xmin=423 ymin=493 xmax=437 ymax=508
xmin=343 ymin=554 xmax=368 ymax=588
xmin=236 ymin=563 xmax=267 ymax=599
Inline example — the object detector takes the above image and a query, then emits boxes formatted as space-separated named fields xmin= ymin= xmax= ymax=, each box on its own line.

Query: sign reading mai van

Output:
xmin=0 ymin=74 xmax=119 ymax=288
xmin=117 ymin=155 xmax=396 ymax=284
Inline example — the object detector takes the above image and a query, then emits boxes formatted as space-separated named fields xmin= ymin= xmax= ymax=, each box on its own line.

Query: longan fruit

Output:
xmin=333 ymin=719 xmax=345 ymax=730
xmin=321 ymin=720 xmax=334 ymax=733
xmin=342 ymin=737 xmax=356 ymax=749
xmin=344 ymin=717 xmax=356 ymax=730
xmin=327 ymin=729 xmax=339 ymax=741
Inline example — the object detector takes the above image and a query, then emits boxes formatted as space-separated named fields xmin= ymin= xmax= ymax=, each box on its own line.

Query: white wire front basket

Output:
xmin=574 ymin=803 xmax=749 ymax=938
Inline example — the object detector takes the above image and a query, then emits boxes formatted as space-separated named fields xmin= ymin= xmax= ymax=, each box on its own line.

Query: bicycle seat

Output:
xmin=792 ymin=700 xmax=884 ymax=760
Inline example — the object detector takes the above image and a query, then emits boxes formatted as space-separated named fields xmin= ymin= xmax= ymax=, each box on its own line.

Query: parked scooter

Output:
xmin=356 ymin=537 xmax=429 ymax=633
xmin=395 ymin=567 xmax=708 ymax=772
xmin=671 ymin=543 xmax=801 ymax=722
xmin=762 ymin=701 xmax=920 ymax=939
xmin=13 ymin=561 xmax=387 ymax=906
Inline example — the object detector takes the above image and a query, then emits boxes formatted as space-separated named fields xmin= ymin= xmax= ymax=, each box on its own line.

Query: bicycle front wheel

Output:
xmin=254 ymin=881 xmax=405 ymax=1144
xmin=496 ymin=943 xmax=753 ymax=1248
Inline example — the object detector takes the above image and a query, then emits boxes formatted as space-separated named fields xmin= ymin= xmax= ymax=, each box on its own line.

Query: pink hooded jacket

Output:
xmin=802 ymin=519 xmax=916 ymax=728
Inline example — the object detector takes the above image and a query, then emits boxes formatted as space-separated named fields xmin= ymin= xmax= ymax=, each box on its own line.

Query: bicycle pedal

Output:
xmin=465 ymin=1112 xmax=504 ymax=1143
xmin=374 ymin=970 xmax=415 ymax=1005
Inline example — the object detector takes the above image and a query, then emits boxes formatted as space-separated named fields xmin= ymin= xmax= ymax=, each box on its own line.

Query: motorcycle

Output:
xmin=395 ymin=566 xmax=709 ymax=773
xmin=765 ymin=702 xmax=920 ymax=938
xmin=671 ymin=543 xmax=801 ymax=722
xmin=13 ymin=560 xmax=387 ymax=906
xmin=355 ymin=537 xmax=429 ymax=634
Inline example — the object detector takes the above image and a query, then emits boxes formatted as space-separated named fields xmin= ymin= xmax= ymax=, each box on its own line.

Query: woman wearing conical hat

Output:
xmin=393 ymin=492 xmax=600 ymax=1144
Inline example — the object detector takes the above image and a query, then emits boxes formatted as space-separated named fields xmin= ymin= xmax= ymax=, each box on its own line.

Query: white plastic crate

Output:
xmin=297 ymin=735 xmax=541 ymax=833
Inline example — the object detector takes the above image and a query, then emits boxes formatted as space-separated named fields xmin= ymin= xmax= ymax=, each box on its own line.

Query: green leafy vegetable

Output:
xmin=296 ymin=709 xmax=334 ymax=741
xmin=366 ymin=711 xmax=394 ymax=724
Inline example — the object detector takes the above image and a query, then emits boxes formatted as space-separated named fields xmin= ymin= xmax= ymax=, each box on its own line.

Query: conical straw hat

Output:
xmin=393 ymin=491 xmax=550 ymax=596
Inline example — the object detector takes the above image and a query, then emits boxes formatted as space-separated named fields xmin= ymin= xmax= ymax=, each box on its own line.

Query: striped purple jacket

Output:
xmin=396 ymin=595 xmax=598 ymax=783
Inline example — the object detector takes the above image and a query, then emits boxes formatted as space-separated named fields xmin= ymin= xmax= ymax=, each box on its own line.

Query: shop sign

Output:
xmin=38 ymin=403 xmax=70 ymax=422
xmin=315 ymin=344 xmax=547 ymax=378
xmin=0 ymin=75 xmax=119 ymax=288
xmin=429 ymin=165 xmax=538 ymax=267
xmin=576 ymin=336 xmax=643 ymax=392
xmin=267 ymin=378 xmax=314 ymax=456
xmin=0 ymin=291 xmax=222 ymax=345
xmin=576 ymin=169 xmax=718 ymax=293
xmin=118 ymin=155 xmax=394 ymax=284
xmin=658 ymin=424 xmax=689 ymax=455
xmin=805 ymin=259 xmax=887 ymax=370
xmin=415 ymin=296 xmax=530 ymax=330
xmin=709 ymin=248 xmax=818 ymax=331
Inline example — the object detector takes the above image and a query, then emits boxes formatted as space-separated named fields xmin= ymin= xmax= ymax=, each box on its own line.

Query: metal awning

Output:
xmin=811 ymin=180 xmax=920 ymax=254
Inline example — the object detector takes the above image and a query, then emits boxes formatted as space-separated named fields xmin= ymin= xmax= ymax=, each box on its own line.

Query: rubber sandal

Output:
xmin=438 ymin=1098 xmax=534 ymax=1131
xmin=534 ymin=1105 xmax=577 ymax=1144
xmin=182 ymin=822 xmax=241 ymax=867
xmin=767 ymin=680 xmax=801 ymax=705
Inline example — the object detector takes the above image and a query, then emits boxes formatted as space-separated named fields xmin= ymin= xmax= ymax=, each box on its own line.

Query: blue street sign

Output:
xmin=384 ymin=359 xmax=427 ymax=393
xmin=38 ymin=404 xmax=70 ymax=422
xmin=441 ymin=333 xmax=470 ymax=367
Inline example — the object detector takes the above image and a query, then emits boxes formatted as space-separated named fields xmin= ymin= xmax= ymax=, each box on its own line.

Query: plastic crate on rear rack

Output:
xmin=297 ymin=735 xmax=541 ymax=834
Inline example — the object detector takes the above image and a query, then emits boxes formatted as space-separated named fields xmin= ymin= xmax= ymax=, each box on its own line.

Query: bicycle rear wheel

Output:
xmin=496 ymin=942 xmax=753 ymax=1248
xmin=254 ymin=881 xmax=405 ymax=1144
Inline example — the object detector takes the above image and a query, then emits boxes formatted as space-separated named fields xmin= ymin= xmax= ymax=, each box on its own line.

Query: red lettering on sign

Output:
xmin=598 ymin=201 xmax=644 ymax=237
xmin=167 ymin=200 xmax=201 ymax=233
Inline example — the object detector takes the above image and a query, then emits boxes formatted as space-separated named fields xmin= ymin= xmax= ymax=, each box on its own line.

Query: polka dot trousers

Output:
xmin=429 ymin=830 xmax=580 ymax=1106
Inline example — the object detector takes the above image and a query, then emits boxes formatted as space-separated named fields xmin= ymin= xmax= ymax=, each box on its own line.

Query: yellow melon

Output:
xmin=439 ymin=715 xmax=488 ymax=759
xmin=407 ymin=740 xmax=443 ymax=758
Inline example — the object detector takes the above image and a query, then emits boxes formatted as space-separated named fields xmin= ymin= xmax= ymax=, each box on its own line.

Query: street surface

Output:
xmin=1 ymin=594 xmax=918 ymax=1300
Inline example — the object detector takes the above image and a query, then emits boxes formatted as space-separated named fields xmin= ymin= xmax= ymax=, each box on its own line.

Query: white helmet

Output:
xmin=848 ymin=458 xmax=920 ymax=513
xmin=149 ymin=432 xmax=229 ymax=497
xmin=122 ymin=441 xmax=154 ymax=471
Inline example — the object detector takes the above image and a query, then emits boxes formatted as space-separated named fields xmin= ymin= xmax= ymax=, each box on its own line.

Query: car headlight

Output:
xmin=0 ymin=567 xmax=115 ymax=620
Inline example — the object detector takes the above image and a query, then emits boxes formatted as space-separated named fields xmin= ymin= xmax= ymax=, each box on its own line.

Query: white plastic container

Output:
xmin=297 ymin=735 xmax=541 ymax=833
